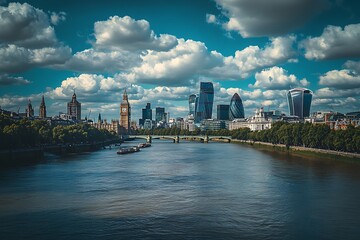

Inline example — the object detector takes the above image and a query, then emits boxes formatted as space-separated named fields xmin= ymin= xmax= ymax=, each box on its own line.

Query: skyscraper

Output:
xmin=26 ymin=99 xmax=34 ymax=118
xmin=155 ymin=107 xmax=165 ymax=122
xmin=229 ymin=93 xmax=245 ymax=120
xmin=188 ymin=94 xmax=197 ymax=116
xmin=139 ymin=103 xmax=152 ymax=126
xmin=120 ymin=89 xmax=131 ymax=131
xmin=217 ymin=104 xmax=230 ymax=120
xmin=196 ymin=82 xmax=214 ymax=122
xmin=67 ymin=92 xmax=81 ymax=120
xmin=39 ymin=95 xmax=46 ymax=118
xmin=287 ymin=88 xmax=313 ymax=119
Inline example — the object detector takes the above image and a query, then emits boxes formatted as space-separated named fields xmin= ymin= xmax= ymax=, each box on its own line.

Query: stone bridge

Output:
xmin=127 ymin=135 xmax=232 ymax=143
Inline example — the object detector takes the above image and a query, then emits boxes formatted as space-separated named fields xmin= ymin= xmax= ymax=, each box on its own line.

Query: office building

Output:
xmin=217 ymin=104 xmax=230 ymax=120
xmin=229 ymin=93 xmax=244 ymax=120
xmin=195 ymin=82 xmax=214 ymax=123
xmin=287 ymin=88 xmax=313 ymax=119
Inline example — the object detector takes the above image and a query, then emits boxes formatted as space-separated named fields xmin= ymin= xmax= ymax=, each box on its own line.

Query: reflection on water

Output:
xmin=1 ymin=141 xmax=360 ymax=239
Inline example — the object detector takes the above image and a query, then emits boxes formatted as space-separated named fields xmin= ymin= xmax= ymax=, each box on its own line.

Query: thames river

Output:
xmin=1 ymin=141 xmax=360 ymax=239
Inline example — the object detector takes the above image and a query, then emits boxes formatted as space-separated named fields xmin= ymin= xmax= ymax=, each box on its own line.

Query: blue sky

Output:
xmin=0 ymin=0 xmax=359 ymax=122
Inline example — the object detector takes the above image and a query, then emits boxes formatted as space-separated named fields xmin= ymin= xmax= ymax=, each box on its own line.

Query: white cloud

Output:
xmin=206 ymin=14 xmax=218 ymax=24
xmin=50 ymin=11 xmax=66 ymax=25
xmin=94 ymin=16 xmax=178 ymax=51
xmin=213 ymin=0 xmax=329 ymax=37
xmin=301 ymin=24 xmax=360 ymax=60
xmin=319 ymin=69 xmax=360 ymax=89
xmin=249 ymin=66 xmax=309 ymax=90
xmin=344 ymin=60 xmax=360 ymax=74
xmin=210 ymin=36 xmax=296 ymax=79
xmin=0 ymin=2 xmax=57 ymax=48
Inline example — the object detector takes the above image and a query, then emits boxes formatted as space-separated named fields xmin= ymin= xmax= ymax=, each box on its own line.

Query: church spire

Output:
xmin=123 ymin=88 xmax=128 ymax=101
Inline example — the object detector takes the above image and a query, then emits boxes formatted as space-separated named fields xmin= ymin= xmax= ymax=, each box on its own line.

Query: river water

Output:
xmin=1 ymin=141 xmax=360 ymax=239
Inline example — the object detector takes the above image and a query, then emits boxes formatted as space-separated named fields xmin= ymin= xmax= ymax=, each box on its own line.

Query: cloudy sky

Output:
xmin=0 ymin=0 xmax=359 ymax=121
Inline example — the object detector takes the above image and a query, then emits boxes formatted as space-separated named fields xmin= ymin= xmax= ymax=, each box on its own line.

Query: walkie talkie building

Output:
xmin=287 ymin=88 xmax=313 ymax=119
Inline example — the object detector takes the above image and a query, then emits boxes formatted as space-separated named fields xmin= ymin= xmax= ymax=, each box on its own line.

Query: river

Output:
xmin=1 ymin=140 xmax=360 ymax=239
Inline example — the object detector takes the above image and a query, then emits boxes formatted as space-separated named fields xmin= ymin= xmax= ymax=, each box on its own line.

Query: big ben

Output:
xmin=120 ymin=89 xmax=131 ymax=132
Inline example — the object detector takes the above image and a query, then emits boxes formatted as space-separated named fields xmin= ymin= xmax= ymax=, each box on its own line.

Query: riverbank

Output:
xmin=231 ymin=139 xmax=360 ymax=162
xmin=0 ymin=139 xmax=119 ymax=165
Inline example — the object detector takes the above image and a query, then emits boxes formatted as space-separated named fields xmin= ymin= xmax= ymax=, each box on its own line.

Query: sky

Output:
xmin=0 ymin=0 xmax=359 ymax=122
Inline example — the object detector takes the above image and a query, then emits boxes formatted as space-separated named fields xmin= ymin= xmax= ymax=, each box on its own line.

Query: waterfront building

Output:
xmin=189 ymin=94 xmax=197 ymax=117
xmin=196 ymin=82 xmax=214 ymax=123
xmin=26 ymin=99 xmax=34 ymax=118
xmin=228 ymin=118 xmax=248 ymax=130
xmin=229 ymin=93 xmax=244 ymax=120
xmin=67 ymin=92 xmax=81 ymax=120
xmin=287 ymin=88 xmax=312 ymax=119
xmin=248 ymin=107 xmax=272 ymax=131
xmin=155 ymin=107 xmax=166 ymax=123
xmin=91 ymin=119 xmax=120 ymax=135
xmin=120 ymin=89 xmax=131 ymax=132
xmin=39 ymin=95 xmax=46 ymax=118
xmin=200 ymin=119 xmax=226 ymax=131
xmin=217 ymin=104 xmax=230 ymax=121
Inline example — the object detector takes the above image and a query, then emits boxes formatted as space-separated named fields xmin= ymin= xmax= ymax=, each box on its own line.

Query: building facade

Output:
xmin=196 ymin=82 xmax=214 ymax=123
xmin=140 ymin=103 xmax=152 ymax=126
xmin=188 ymin=94 xmax=197 ymax=117
xmin=26 ymin=99 xmax=34 ymax=118
xmin=120 ymin=89 xmax=131 ymax=132
xmin=155 ymin=107 xmax=166 ymax=123
xmin=229 ymin=93 xmax=245 ymax=120
xmin=217 ymin=104 xmax=230 ymax=120
xmin=67 ymin=92 xmax=81 ymax=120
xmin=287 ymin=88 xmax=312 ymax=119
xmin=39 ymin=95 xmax=46 ymax=118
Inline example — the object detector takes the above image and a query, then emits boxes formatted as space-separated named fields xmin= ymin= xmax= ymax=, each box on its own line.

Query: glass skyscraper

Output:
xmin=287 ymin=88 xmax=313 ymax=119
xmin=217 ymin=104 xmax=230 ymax=120
xmin=188 ymin=94 xmax=197 ymax=116
xmin=196 ymin=82 xmax=214 ymax=123
xmin=155 ymin=107 xmax=165 ymax=122
xmin=229 ymin=93 xmax=245 ymax=120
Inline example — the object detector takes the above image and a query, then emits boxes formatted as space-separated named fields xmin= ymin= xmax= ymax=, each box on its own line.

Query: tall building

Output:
xmin=67 ymin=92 xmax=81 ymax=120
xmin=189 ymin=94 xmax=197 ymax=116
xmin=155 ymin=107 xmax=165 ymax=122
xmin=217 ymin=104 xmax=230 ymax=120
xmin=139 ymin=103 xmax=152 ymax=126
xmin=229 ymin=93 xmax=245 ymax=120
xmin=39 ymin=95 xmax=46 ymax=118
xmin=26 ymin=99 xmax=34 ymax=118
xmin=196 ymin=82 xmax=214 ymax=122
xmin=287 ymin=88 xmax=313 ymax=119
xmin=120 ymin=89 xmax=131 ymax=131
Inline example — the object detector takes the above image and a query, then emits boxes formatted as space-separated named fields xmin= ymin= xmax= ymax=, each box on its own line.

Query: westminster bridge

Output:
xmin=127 ymin=135 xmax=232 ymax=143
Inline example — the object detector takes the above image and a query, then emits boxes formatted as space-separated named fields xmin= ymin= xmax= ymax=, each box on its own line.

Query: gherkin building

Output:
xmin=229 ymin=93 xmax=244 ymax=120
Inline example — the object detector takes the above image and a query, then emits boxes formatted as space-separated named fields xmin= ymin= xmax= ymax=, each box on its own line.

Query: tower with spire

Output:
xmin=39 ymin=95 xmax=46 ymax=118
xmin=26 ymin=99 xmax=34 ymax=118
xmin=67 ymin=91 xmax=81 ymax=120
xmin=120 ymin=88 xmax=131 ymax=132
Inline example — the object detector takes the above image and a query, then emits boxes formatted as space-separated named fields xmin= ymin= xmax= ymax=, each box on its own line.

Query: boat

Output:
xmin=117 ymin=146 xmax=140 ymax=154
xmin=137 ymin=143 xmax=151 ymax=148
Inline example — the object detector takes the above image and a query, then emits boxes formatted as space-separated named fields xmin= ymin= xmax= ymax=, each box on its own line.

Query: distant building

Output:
xmin=228 ymin=118 xmax=248 ymax=130
xmin=120 ymin=89 xmax=131 ymax=132
xmin=200 ymin=119 xmax=226 ymax=131
xmin=217 ymin=104 xmax=230 ymax=120
xmin=188 ymin=94 xmax=197 ymax=117
xmin=140 ymin=103 xmax=152 ymax=126
xmin=39 ymin=95 xmax=46 ymax=118
xmin=67 ymin=92 xmax=81 ymax=120
xmin=248 ymin=107 xmax=272 ymax=131
xmin=229 ymin=93 xmax=244 ymax=120
xmin=155 ymin=107 xmax=166 ymax=123
xmin=196 ymin=82 xmax=214 ymax=123
xmin=91 ymin=119 xmax=120 ymax=135
xmin=26 ymin=99 xmax=34 ymax=118
xmin=287 ymin=88 xmax=312 ymax=119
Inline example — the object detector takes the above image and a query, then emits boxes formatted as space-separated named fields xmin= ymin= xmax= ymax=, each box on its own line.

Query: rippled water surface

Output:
xmin=1 ymin=141 xmax=360 ymax=239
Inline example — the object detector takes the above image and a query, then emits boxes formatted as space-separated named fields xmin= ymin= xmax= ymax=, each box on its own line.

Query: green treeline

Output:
xmin=135 ymin=122 xmax=360 ymax=153
xmin=0 ymin=114 xmax=117 ymax=150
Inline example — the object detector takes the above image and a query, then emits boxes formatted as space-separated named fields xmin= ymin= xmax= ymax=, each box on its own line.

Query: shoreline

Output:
xmin=230 ymin=139 xmax=360 ymax=162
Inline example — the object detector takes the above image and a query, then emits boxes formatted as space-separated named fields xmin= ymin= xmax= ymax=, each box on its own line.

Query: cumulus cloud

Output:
xmin=301 ymin=24 xmax=360 ymax=60
xmin=344 ymin=60 xmax=360 ymax=74
xmin=319 ymin=69 xmax=360 ymax=89
xmin=94 ymin=16 xmax=178 ymax=51
xmin=213 ymin=0 xmax=329 ymax=37
xmin=209 ymin=36 xmax=296 ymax=79
xmin=206 ymin=14 xmax=218 ymax=24
xmin=249 ymin=66 xmax=309 ymax=90
xmin=59 ymin=48 xmax=141 ymax=73
xmin=0 ymin=2 xmax=57 ymax=48
xmin=0 ymin=74 xmax=30 ymax=86
xmin=50 ymin=11 xmax=66 ymax=25
xmin=0 ymin=45 xmax=72 ymax=73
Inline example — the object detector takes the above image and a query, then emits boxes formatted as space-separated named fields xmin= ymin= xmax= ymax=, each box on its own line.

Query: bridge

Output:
xmin=127 ymin=135 xmax=232 ymax=143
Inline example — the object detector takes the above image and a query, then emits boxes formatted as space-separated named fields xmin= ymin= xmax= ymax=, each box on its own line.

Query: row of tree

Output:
xmin=134 ymin=122 xmax=360 ymax=153
xmin=0 ymin=114 xmax=117 ymax=150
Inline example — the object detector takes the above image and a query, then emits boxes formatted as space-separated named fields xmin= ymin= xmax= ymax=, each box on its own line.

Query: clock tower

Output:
xmin=120 ymin=89 xmax=131 ymax=132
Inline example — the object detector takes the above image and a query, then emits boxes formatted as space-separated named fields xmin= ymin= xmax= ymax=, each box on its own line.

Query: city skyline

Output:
xmin=0 ymin=0 xmax=359 ymax=121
